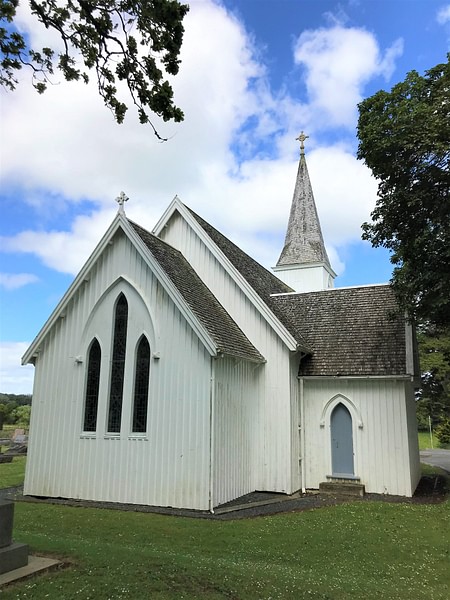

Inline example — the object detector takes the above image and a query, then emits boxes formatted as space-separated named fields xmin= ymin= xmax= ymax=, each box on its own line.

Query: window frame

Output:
xmin=107 ymin=293 xmax=128 ymax=434
xmin=83 ymin=337 xmax=102 ymax=433
xmin=131 ymin=334 xmax=151 ymax=434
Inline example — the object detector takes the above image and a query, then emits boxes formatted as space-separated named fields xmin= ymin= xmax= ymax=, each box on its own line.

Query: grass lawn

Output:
xmin=0 ymin=480 xmax=448 ymax=599
xmin=418 ymin=430 xmax=439 ymax=450
xmin=1 ymin=455 xmax=449 ymax=599
xmin=0 ymin=456 xmax=26 ymax=488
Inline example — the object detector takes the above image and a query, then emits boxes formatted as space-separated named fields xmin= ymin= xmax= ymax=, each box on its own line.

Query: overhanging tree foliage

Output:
xmin=0 ymin=0 xmax=189 ymax=137
xmin=357 ymin=55 xmax=450 ymax=327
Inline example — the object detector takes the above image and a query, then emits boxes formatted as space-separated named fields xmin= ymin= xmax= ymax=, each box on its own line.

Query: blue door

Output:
xmin=331 ymin=403 xmax=354 ymax=476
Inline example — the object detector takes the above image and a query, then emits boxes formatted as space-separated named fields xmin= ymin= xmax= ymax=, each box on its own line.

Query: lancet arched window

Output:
xmin=84 ymin=338 xmax=101 ymax=432
xmin=107 ymin=293 xmax=128 ymax=433
xmin=132 ymin=336 xmax=151 ymax=433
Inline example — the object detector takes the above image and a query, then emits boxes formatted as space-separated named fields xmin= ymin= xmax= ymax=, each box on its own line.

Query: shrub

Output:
xmin=435 ymin=418 xmax=450 ymax=447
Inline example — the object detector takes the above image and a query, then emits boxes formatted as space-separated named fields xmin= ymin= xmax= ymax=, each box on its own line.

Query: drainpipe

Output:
xmin=208 ymin=358 xmax=216 ymax=513
xmin=299 ymin=376 xmax=306 ymax=493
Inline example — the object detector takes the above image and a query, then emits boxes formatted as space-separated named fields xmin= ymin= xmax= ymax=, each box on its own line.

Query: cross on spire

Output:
xmin=116 ymin=191 xmax=129 ymax=214
xmin=296 ymin=131 xmax=309 ymax=155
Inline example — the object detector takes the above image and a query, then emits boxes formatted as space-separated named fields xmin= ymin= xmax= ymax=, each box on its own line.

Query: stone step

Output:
xmin=319 ymin=481 xmax=365 ymax=497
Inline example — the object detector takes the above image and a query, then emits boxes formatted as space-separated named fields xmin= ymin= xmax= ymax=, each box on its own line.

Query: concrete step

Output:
xmin=319 ymin=481 xmax=365 ymax=497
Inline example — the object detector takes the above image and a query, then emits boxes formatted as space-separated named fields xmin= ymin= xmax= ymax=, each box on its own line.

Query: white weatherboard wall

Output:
xmin=159 ymin=211 xmax=296 ymax=496
xmin=404 ymin=380 xmax=421 ymax=493
xmin=273 ymin=263 xmax=334 ymax=293
xmin=25 ymin=229 xmax=212 ymax=510
xmin=213 ymin=357 xmax=263 ymax=507
xmin=302 ymin=378 xmax=420 ymax=496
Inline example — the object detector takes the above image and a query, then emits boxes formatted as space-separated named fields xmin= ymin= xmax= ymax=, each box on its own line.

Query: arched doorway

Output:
xmin=330 ymin=403 xmax=354 ymax=476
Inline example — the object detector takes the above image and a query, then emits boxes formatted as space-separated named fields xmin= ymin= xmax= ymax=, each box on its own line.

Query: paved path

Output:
xmin=420 ymin=449 xmax=450 ymax=473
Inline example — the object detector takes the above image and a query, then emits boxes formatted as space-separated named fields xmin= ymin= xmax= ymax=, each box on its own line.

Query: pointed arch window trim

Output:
xmin=107 ymin=293 xmax=128 ymax=433
xmin=83 ymin=337 xmax=102 ymax=432
xmin=132 ymin=334 xmax=151 ymax=434
xmin=319 ymin=394 xmax=364 ymax=429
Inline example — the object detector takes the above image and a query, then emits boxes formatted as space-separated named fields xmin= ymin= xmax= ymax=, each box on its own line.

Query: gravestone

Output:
xmin=0 ymin=501 xmax=28 ymax=574
xmin=12 ymin=429 xmax=25 ymax=442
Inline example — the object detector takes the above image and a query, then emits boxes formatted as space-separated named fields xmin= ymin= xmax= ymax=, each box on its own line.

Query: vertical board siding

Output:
xmin=405 ymin=380 xmax=422 ymax=492
xmin=302 ymin=378 xmax=419 ymax=496
xmin=213 ymin=357 xmax=262 ymax=507
xmin=25 ymin=231 xmax=212 ymax=510
xmin=161 ymin=214 xmax=295 ymax=495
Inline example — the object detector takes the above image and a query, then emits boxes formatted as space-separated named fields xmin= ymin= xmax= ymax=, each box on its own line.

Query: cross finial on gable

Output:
xmin=296 ymin=131 xmax=309 ymax=155
xmin=116 ymin=191 xmax=129 ymax=214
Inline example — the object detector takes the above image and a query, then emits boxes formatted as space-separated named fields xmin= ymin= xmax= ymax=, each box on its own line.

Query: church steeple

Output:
xmin=273 ymin=134 xmax=336 ymax=292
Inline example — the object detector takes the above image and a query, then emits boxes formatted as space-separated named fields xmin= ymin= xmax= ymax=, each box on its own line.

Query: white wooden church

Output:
xmin=23 ymin=138 xmax=421 ymax=511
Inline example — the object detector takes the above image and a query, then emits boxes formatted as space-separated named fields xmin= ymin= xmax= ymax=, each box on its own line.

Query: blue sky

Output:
xmin=1 ymin=0 xmax=450 ymax=393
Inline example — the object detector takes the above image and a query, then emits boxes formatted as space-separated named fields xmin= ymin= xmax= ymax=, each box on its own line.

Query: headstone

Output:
xmin=0 ymin=501 xmax=29 ymax=574
xmin=12 ymin=429 xmax=25 ymax=442
xmin=0 ymin=502 xmax=14 ymax=548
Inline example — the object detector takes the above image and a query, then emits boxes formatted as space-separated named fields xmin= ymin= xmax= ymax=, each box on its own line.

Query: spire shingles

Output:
xmin=276 ymin=148 xmax=331 ymax=269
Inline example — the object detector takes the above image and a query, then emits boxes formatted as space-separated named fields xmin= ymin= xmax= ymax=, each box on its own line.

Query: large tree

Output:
xmin=0 ymin=0 xmax=188 ymax=137
xmin=357 ymin=55 xmax=450 ymax=328
xmin=416 ymin=325 xmax=450 ymax=431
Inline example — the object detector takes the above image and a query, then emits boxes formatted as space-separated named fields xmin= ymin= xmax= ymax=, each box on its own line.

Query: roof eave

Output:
xmin=215 ymin=350 xmax=266 ymax=364
xmin=272 ymin=262 xmax=337 ymax=279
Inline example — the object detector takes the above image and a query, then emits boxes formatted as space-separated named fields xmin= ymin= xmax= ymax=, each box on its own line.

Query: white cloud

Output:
xmin=197 ymin=145 xmax=378 ymax=274
xmin=307 ymin=146 xmax=378 ymax=247
xmin=1 ymin=0 xmax=265 ymax=207
xmin=1 ymin=209 xmax=117 ymax=275
xmin=437 ymin=5 xmax=450 ymax=24
xmin=0 ymin=343 xmax=34 ymax=394
xmin=1 ymin=5 xmax=388 ymax=286
xmin=2 ymin=1 xmax=403 ymax=392
xmin=293 ymin=26 xmax=403 ymax=127
xmin=0 ymin=273 xmax=39 ymax=290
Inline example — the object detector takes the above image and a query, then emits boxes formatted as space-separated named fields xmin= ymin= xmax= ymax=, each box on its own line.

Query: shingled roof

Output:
xmin=129 ymin=220 xmax=265 ymax=364
xmin=151 ymin=203 xmax=407 ymax=375
xmin=271 ymin=285 xmax=407 ymax=376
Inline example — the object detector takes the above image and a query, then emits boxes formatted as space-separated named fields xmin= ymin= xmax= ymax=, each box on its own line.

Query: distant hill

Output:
xmin=0 ymin=393 xmax=32 ymax=406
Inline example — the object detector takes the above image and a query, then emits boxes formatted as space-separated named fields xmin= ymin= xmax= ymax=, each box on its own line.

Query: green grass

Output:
xmin=418 ymin=430 xmax=439 ymax=450
xmin=0 ymin=476 xmax=449 ymax=599
xmin=0 ymin=456 xmax=26 ymax=488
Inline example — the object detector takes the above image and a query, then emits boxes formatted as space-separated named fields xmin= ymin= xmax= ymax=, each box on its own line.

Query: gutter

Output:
xmin=299 ymin=376 xmax=306 ymax=493
xmin=208 ymin=358 xmax=216 ymax=513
